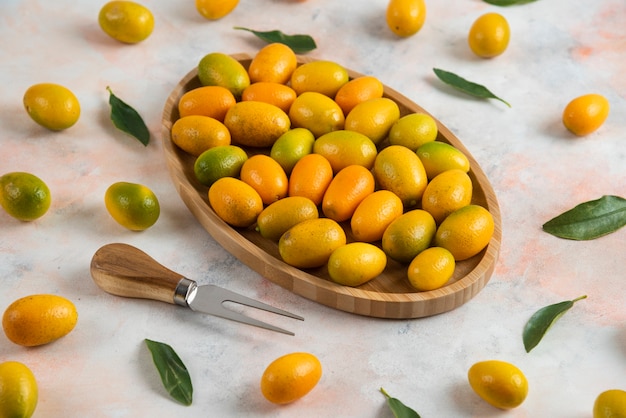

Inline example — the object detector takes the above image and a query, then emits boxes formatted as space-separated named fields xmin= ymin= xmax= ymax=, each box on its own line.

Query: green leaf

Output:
xmin=542 ymin=195 xmax=626 ymax=240
xmin=523 ymin=295 xmax=587 ymax=353
xmin=107 ymin=86 xmax=150 ymax=146
xmin=233 ymin=27 xmax=317 ymax=53
xmin=380 ymin=388 xmax=421 ymax=418
xmin=145 ymin=339 xmax=193 ymax=405
xmin=433 ymin=68 xmax=511 ymax=107
xmin=483 ymin=0 xmax=538 ymax=5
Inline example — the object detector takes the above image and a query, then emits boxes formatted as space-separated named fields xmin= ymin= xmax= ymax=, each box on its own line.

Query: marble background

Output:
xmin=0 ymin=0 xmax=624 ymax=416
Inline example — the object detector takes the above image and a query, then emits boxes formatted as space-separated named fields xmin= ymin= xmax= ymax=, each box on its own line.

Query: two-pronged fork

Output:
xmin=90 ymin=243 xmax=303 ymax=335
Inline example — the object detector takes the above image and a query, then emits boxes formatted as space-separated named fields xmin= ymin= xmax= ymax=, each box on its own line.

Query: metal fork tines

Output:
xmin=179 ymin=280 xmax=304 ymax=336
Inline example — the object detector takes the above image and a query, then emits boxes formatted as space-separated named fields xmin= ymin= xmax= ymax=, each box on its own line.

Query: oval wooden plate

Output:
xmin=161 ymin=53 xmax=501 ymax=319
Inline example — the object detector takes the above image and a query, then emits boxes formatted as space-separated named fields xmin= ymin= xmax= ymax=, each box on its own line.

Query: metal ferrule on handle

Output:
xmin=174 ymin=278 xmax=196 ymax=307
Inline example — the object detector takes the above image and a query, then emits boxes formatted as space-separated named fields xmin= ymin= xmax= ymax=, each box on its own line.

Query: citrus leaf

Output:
xmin=145 ymin=339 xmax=193 ymax=405
xmin=107 ymin=87 xmax=150 ymax=146
xmin=542 ymin=195 xmax=626 ymax=240
xmin=380 ymin=388 xmax=421 ymax=418
xmin=233 ymin=27 xmax=317 ymax=53
xmin=483 ymin=0 xmax=538 ymax=5
xmin=433 ymin=68 xmax=511 ymax=107
xmin=523 ymin=295 xmax=587 ymax=353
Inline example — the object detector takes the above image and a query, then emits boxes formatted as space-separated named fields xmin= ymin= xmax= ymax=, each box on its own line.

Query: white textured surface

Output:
xmin=0 ymin=0 xmax=625 ymax=416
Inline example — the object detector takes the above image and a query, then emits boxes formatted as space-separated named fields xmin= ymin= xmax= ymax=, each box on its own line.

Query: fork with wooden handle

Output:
xmin=90 ymin=243 xmax=304 ymax=335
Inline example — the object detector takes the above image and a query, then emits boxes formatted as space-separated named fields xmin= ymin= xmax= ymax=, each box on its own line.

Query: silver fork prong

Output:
xmin=206 ymin=308 xmax=296 ymax=336
xmin=188 ymin=284 xmax=303 ymax=335
xmin=209 ymin=285 xmax=305 ymax=320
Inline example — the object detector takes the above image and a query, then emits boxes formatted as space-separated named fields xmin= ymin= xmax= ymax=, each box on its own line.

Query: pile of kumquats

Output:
xmin=169 ymin=43 xmax=495 ymax=291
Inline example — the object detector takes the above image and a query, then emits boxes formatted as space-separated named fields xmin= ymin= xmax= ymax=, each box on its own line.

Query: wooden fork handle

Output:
xmin=90 ymin=243 xmax=192 ymax=305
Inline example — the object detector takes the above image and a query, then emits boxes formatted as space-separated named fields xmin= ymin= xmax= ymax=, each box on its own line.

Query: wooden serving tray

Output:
xmin=161 ymin=53 xmax=501 ymax=319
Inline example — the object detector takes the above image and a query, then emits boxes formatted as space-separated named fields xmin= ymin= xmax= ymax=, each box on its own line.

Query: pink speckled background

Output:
xmin=1 ymin=0 xmax=624 ymax=417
